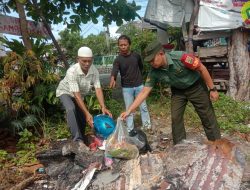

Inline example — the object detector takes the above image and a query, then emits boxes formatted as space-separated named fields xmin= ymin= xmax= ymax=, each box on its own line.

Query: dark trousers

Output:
xmin=59 ymin=94 xmax=86 ymax=142
xmin=171 ymin=79 xmax=221 ymax=144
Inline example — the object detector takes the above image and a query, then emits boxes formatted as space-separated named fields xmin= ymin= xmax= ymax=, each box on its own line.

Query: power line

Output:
xmin=84 ymin=24 xmax=95 ymax=35
xmin=82 ymin=24 xmax=93 ymax=34
xmin=81 ymin=24 xmax=91 ymax=33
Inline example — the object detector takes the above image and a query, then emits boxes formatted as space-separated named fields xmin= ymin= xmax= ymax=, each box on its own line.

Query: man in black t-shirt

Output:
xmin=110 ymin=35 xmax=151 ymax=132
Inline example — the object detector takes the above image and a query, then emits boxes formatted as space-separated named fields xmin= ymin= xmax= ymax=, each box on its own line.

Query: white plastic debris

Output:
xmin=98 ymin=140 xmax=106 ymax=150
xmin=71 ymin=163 xmax=101 ymax=190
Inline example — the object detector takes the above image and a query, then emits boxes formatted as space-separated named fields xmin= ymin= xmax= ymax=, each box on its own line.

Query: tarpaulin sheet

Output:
xmin=144 ymin=0 xmax=194 ymax=29
xmin=198 ymin=0 xmax=247 ymax=31
xmin=144 ymin=0 xmax=248 ymax=31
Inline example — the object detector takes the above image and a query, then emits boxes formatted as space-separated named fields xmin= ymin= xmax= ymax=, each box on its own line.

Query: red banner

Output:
xmin=0 ymin=14 xmax=50 ymax=38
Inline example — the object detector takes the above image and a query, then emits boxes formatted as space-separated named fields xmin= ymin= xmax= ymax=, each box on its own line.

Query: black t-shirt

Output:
xmin=111 ymin=52 xmax=143 ymax=88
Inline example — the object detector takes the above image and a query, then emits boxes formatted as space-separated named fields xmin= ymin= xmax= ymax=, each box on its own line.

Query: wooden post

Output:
xmin=181 ymin=18 xmax=189 ymax=51
xmin=187 ymin=0 xmax=200 ymax=54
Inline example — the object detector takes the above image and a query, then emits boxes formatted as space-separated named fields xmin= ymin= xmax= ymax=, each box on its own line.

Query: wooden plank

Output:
xmin=198 ymin=46 xmax=228 ymax=58
xmin=201 ymin=57 xmax=228 ymax=63
xmin=193 ymin=31 xmax=231 ymax=40
xmin=213 ymin=79 xmax=229 ymax=91
xmin=207 ymin=68 xmax=230 ymax=80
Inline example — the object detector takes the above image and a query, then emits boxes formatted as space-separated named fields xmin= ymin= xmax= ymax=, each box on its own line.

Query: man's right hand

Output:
xmin=210 ymin=90 xmax=219 ymax=102
xmin=109 ymin=78 xmax=116 ymax=88
xmin=86 ymin=112 xmax=94 ymax=128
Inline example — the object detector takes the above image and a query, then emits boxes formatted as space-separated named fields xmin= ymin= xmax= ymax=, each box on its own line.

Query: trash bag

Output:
xmin=129 ymin=128 xmax=151 ymax=153
xmin=105 ymin=118 xmax=139 ymax=160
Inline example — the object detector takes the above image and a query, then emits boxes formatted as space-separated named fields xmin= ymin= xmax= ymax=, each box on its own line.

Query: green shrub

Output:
xmin=105 ymin=99 xmax=124 ymax=119
xmin=0 ymin=39 xmax=61 ymax=135
xmin=14 ymin=129 xmax=38 ymax=166
xmin=0 ymin=150 xmax=8 ymax=168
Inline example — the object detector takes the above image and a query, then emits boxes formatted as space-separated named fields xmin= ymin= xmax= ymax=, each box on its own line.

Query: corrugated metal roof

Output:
xmin=116 ymin=19 xmax=157 ymax=34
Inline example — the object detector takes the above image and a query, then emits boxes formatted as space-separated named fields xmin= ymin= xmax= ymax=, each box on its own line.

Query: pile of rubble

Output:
xmin=23 ymin=137 xmax=248 ymax=190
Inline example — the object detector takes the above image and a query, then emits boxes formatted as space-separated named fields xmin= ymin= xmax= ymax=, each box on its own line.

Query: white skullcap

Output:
xmin=78 ymin=46 xmax=93 ymax=57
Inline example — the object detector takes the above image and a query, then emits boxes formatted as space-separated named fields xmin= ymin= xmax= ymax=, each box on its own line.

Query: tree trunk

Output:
xmin=181 ymin=18 xmax=189 ymax=51
xmin=39 ymin=14 xmax=69 ymax=69
xmin=30 ymin=0 xmax=69 ymax=69
xmin=228 ymin=29 xmax=250 ymax=101
xmin=187 ymin=0 xmax=200 ymax=53
xmin=15 ymin=0 xmax=32 ymax=50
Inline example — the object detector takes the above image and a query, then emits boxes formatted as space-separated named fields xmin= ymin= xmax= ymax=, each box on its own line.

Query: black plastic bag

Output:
xmin=129 ymin=128 xmax=151 ymax=153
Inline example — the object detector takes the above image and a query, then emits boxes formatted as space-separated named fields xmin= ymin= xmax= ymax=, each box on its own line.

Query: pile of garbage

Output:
xmin=31 ymin=117 xmax=151 ymax=189
xmin=28 ymin=117 xmax=247 ymax=190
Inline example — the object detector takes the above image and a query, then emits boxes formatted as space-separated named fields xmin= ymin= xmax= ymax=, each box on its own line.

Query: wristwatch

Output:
xmin=209 ymin=87 xmax=217 ymax=92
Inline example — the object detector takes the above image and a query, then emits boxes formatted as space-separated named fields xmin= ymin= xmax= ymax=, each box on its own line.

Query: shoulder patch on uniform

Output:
xmin=180 ymin=53 xmax=201 ymax=70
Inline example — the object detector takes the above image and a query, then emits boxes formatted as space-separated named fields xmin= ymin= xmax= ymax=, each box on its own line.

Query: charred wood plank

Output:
xmin=9 ymin=174 xmax=45 ymax=190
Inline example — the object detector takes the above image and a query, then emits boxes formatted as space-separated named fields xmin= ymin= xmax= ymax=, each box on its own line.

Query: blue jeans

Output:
xmin=122 ymin=85 xmax=151 ymax=132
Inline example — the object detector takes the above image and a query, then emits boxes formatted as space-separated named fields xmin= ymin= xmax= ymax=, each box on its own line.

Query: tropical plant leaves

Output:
xmin=22 ymin=114 xmax=39 ymax=127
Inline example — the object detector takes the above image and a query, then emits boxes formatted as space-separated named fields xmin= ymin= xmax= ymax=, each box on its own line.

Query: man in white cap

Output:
xmin=56 ymin=46 xmax=112 ymax=148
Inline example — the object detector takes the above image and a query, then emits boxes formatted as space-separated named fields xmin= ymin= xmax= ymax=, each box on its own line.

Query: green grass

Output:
xmin=147 ymin=92 xmax=250 ymax=134
xmin=214 ymin=93 xmax=250 ymax=133
xmin=41 ymin=119 xmax=71 ymax=140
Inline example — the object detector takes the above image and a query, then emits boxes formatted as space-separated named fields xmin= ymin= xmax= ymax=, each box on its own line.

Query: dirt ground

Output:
xmin=0 ymin=112 xmax=249 ymax=190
